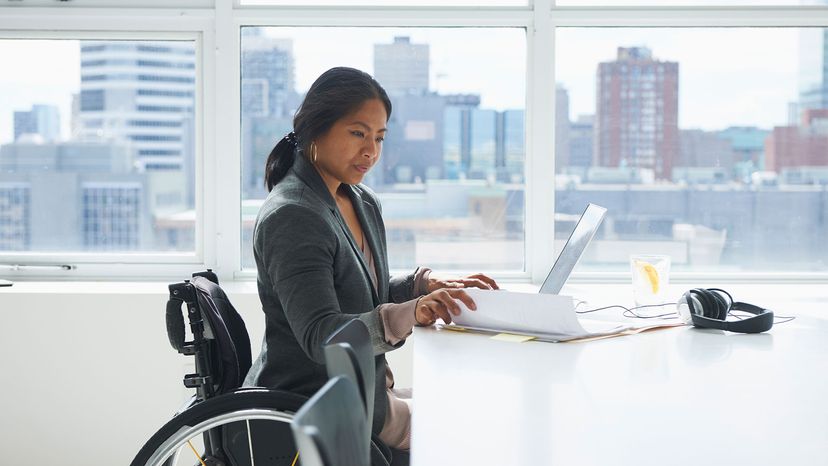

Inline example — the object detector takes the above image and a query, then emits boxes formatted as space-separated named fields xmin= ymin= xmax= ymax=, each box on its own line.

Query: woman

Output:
xmin=245 ymin=66 xmax=498 ymax=461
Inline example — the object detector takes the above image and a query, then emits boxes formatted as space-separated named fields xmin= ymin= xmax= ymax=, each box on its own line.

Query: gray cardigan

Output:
xmin=245 ymin=154 xmax=419 ymax=434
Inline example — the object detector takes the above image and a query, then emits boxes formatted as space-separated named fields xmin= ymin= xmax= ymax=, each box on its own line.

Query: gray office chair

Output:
xmin=291 ymin=376 xmax=368 ymax=466
xmin=324 ymin=319 xmax=396 ymax=466
xmin=324 ymin=319 xmax=375 ymax=438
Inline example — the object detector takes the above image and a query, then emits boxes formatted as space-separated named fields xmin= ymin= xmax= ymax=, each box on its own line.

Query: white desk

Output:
xmin=410 ymin=285 xmax=828 ymax=465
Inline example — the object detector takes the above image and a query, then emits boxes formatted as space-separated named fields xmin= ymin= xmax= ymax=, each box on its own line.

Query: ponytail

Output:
xmin=264 ymin=132 xmax=299 ymax=191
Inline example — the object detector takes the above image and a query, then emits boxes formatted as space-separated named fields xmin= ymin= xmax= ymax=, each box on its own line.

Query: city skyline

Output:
xmin=1 ymin=32 xmax=825 ymax=269
xmin=0 ymin=27 xmax=811 ymax=145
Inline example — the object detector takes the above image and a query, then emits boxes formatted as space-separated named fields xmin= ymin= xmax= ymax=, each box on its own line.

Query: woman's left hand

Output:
xmin=425 ymin=273 xmax=499 ymax=294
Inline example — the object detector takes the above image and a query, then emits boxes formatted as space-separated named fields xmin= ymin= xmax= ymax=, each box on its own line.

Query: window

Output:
xmin=0 ymin=39 xmax=196 ymax=256
xmin=555 ymin=27 xmax=828 ymax=272
xmin=240 ymin=27 xmax=527 ymax=271
xmin=1 ymin=1 xmax=824 ymax=280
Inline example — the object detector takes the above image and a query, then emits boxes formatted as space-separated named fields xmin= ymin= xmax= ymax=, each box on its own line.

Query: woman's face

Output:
xmin=313 ymin=98 xmax=388 ymax=192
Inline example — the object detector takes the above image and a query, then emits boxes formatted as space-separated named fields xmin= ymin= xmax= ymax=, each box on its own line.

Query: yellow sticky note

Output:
xmin=491 ymin=333 xmax=536 ymax=343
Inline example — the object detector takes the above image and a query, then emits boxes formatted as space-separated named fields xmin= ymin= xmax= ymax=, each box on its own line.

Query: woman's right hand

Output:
xmin=415 ymin=288 xmax=477 ymax=326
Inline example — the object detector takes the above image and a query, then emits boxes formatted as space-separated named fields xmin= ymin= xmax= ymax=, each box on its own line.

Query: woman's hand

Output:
xmin=426 ymin=273 xmax=500 ymax=294
xmin=415 ymin=288 xmax=477 ymax=326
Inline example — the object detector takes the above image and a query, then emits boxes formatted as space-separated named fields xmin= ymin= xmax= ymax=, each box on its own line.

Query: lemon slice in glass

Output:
xmin=634 ymin=260 xmax=660 ymax=294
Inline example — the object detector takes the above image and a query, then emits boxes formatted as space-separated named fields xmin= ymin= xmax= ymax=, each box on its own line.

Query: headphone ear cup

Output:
xmin=690 ymin=288 xmax=713 ymax=318
xmin=681 ymin=291 xmax=705 ymax=325
xmin=709 ymin=290 xmax=729 ymax=320
xmin=677 ymin=292 xmax=693 ymax=323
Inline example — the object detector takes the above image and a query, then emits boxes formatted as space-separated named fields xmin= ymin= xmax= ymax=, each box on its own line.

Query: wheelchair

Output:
xmin=130 ymin=270 xmax=393 ymax=466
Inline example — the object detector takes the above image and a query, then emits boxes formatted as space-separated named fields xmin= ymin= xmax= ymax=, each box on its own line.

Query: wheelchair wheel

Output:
xmin=131 ymin=389 xmax=307 ymax=466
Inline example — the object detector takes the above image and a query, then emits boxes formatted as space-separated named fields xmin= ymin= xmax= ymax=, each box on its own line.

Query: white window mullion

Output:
xmin=526 ymin=0 xmax=556 ymax=285
xmin=214 ymin=0 xmax=243 ymax=280
xmin=198 ymin=10 xmax=218 ymax=276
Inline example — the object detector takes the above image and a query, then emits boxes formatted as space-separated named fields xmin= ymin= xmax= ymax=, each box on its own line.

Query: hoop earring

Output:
xmin=310 ymin=142 xmax=318 ymax=164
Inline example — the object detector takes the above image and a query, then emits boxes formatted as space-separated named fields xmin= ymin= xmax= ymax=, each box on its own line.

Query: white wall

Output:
xmin=0 ymin=282 xmax=414 ymax=466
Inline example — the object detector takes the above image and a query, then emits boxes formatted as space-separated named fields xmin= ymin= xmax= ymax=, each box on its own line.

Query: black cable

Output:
xmin=575 ymin=301 xmax=679 ymax=319
xmin=576 ymin=301 xmax=796 ymax=324
xmin=622 ymin=308 xmax=680 ymax=319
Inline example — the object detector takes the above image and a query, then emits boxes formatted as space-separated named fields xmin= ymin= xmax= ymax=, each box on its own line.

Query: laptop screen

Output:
xmin=539 ymin=203 xmax=607 ymax=295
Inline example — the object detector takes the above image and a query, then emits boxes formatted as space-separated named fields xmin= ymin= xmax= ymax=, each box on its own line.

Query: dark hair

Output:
xmin=264 ymin=67 xmax=392 ymax=191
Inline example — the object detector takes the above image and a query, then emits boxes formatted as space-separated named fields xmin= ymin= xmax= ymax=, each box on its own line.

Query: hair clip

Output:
xmin=284 ymin=131 xmax=298 ymax=147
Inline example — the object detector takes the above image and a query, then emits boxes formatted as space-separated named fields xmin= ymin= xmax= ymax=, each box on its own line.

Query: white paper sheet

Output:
xmin=446 ymin=289 xmax=681 ymax=342
xmin=451 ymin=289 xmax=623 ymax=340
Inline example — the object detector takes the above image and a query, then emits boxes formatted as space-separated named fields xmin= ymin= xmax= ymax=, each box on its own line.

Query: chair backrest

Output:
xmin=323 ymin=343 xmax=371 ymax=455
xmin=291 ymin=376 xmax=369 ymax=466
xmin=165 ymin=271 xmax=252 ymax=399
xmin=324 ymin=319 xmax=374 ymax=428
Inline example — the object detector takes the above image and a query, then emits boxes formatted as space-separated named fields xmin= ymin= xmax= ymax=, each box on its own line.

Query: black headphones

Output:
xmin=677 ymin=288 xmax=774 ymax=334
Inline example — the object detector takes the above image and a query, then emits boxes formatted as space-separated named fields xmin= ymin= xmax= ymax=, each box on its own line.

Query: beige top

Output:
xmin=361 ymin=239 xmax=429 ymax=451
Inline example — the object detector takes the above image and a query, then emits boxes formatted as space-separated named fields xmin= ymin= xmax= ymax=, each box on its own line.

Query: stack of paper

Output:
xmin=446 ymin=289 xmax=681 ymax=342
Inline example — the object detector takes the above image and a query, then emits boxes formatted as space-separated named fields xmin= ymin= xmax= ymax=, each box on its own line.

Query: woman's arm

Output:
xmin=388 ymin=267 xmax=431 ymax=303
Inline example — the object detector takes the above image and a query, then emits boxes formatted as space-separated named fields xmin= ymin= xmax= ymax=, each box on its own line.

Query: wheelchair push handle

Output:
xmin=166 ymin=281 xmax=199 ymax=355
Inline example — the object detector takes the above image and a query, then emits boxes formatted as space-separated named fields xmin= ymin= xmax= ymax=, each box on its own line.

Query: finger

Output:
xmin=416 ymin=303 xmax=435 ymax=326
xmin=430 ymin=301 xmax=453 ymax=324
xmin=424 ymin=307 xmax=438 ymax=325
xmin=445 ymin=289 xmax=476 ymax=311
xmin=459 ymin=278 xmax=492 ymax=290
xmin=469 ymin=273 xmax=500 ymax=290
xmin=437 ymin=290 xmax=465 ymax=316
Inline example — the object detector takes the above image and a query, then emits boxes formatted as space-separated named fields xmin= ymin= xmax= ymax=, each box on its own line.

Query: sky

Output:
xmin=0 ymin=27 xmax=809 ymax=144
xmin=555 ymin=27 xmax=801 ymax=127
xmin=0 ymin=40 xmax=80 ymax=145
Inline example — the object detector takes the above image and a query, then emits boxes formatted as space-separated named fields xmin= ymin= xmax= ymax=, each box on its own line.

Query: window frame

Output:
xmin=547 ymin=3 xmax=828 ymax=284
xmin=0 ymin=11 xmax=215 ymax=279
xmin=0 ymin=0 xmax=825 ymax=283
xmin=230 ymin=9 xmax=538 ymax=282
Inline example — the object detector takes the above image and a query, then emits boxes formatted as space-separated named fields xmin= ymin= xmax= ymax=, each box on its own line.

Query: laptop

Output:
xmin=539 ymin=203 xmax=607 ymax=295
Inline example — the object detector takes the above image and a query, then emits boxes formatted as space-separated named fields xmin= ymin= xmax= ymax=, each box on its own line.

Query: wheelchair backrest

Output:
xmin=165 ymin=271 xmax=252 ymax=400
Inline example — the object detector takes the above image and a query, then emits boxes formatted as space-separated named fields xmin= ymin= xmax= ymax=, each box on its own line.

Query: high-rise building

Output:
xmin=799 ymin=28 xmax=828 ymax=112
xmin=0 ymin=183 xmax=30 ymax=251
xmin=82 ymin=182 xmax=143 ymax=250
xmin=444 ymin=106 xmax=464 ymax=180
xmin=240 ymin=30 xmax=297 ymax=199
xmin=442 ymin=95 xmax=524 ymax=182
xmin=595 ymin=47 xmax=679 ymax=180
xmin=555 ymin=86 xmax=570 ymax=172
xmin=500 ymin=110 xmax=525 ymax=183
xmin=766 ymin=109 xmax=828 ymax=171
xmin=443 ymin=94 xmax=480 ymax=179
xmin=469 ymin=108 xmax=497 ymax=179
xmin=677 ymin=129 xmax=735 ymax=170
xmin=14 ymin=104 xmax=60 ymax=142
xmin=0 ymin=140 xmax=132 ymax=173
xmin=717 ymin=126 xmax=769 ymax=180
xmin=381 ymin=93 xmax=445 ymax=185
xmin=241 ymin=29 xmax=295 ymax=119
xmin=568 ymin=114 xmax=594 ymax=171
xmin=0 ymin=140 xmax=152 ymax=251
xmin=77 ymin=40 xmax=196 ymax=172
xmin=374 ymin=36 xmax=429 ymax=96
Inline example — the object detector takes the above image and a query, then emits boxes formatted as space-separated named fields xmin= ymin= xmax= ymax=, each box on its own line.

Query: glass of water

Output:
xmin=630 ymin=254 xmax=671 ymax=308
